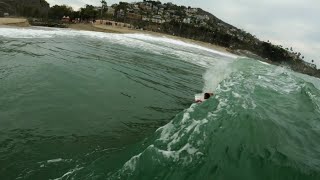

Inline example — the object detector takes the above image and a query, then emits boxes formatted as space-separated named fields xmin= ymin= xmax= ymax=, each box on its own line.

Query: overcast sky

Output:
xmin=46 ymin=0 xmax=320 ymax=67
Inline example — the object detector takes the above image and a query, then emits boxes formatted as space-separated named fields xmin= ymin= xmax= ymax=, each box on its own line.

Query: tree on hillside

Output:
xmin=71 ymin=11 xmax=80 ymax=20
xmin=113 ymin=2 xmax=129 ymax=20
xmin=100 ymin=0 xmax=107 ymax=20
xmin=40 ymin=0 xmax=50 ymax=7
xmin=11 ymin=0 xmax=49 ymax=18
xmin=80 ymin=5 xmax=98 ymax=21
xmin=49 ymin=5 xmax=73 ymax=20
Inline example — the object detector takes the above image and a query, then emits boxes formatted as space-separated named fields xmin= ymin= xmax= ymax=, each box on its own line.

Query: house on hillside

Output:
xmin=195 ymin=15 xmax=210 ymax=21
xmin=186 ymin=8 xmax=198 ymax=14
xmin=116 ymin=9 xmax=125 ymax=18
xmin=172 ymin=15 xmax=181 ymax=21
xmin=152 ymin=5 xmax=158 ymax=12
xmin=165 ymin=2 xmax=174 ymax=7
xmin=158 ymin=8 xmax=164 ymax=15
xmin=145 ymin=5 xmax=152 ymax=12
xmin=94 ymin=6 xmax=102 ymax=11
xmin=107 ymin=6 xmax=115 ymax=16
xmin=151 ymin=15 xmax=165 ymax=24
xmin=200 ymin=21 xmax=207 ymax=27
xmin=127 ymin=13 xmax=142 ymax=20
xmin=62 ymin=16 xmax=70 ymax=22
xmin=142 ymin=16 xmax=150 ymax=21
xmin=132 ymin=4 xmax=140 ymax=13
xmin=157 ymin=4 xmax=166 ymax=9
xmin=183 ymin=17 xmax=191 ymax=24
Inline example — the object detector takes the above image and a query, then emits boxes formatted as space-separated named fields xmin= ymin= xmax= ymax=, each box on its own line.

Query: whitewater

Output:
xmin=0 ymin=26 xmax=320 ymax=180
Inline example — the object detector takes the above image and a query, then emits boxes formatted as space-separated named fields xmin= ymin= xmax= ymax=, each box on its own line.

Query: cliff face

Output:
xmin=0 ymin=0 xmax=49 ymax=17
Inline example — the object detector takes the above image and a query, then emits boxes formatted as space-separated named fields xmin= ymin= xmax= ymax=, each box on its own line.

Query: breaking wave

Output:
xmin=108 ymin=58 xmax=320 ymax=180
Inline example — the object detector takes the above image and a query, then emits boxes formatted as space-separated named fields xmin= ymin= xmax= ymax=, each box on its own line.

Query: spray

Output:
xmin=202 ymin=60 xmax=233 ymax=93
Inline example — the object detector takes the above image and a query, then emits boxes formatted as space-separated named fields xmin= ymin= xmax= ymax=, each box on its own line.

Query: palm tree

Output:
xmin=100 ymin=0 xmax=107 ymax=22
xmin=297 ymin=52 xmax=301 ymax=58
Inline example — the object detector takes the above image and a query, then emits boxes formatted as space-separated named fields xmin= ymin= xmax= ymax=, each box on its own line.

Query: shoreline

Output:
xmin=0 ymin=17 xmax=232 ymax=56
xmin=69 ymin=22 xmax=232 ymax=55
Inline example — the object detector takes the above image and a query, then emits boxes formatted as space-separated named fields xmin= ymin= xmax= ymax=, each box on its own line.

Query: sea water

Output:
xmin=0 ymin=26 xmax=320 ymax=180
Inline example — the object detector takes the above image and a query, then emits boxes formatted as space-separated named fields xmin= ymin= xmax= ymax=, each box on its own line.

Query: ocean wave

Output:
xmin=0 ymin=27 xmax=237 ymax=70
xmin=108 ymin=58 xmax=320 ymax=179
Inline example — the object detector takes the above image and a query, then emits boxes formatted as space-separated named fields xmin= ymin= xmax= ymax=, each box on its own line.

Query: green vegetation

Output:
xmin=48 ymin=5 xmax=73 ymax=20
xmin=109 ymin=1 xmax=319 ymax=77
xmin=0 ymin=0 xmax=49 ymax=18
xmin=80 ymin=5 xmax=98 ymax=21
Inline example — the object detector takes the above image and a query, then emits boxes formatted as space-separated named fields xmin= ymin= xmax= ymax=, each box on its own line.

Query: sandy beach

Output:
xmin=0 ymin=18 xmax=30 ymax=27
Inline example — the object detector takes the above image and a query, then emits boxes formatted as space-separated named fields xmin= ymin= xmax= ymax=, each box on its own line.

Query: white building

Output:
xmin=186 ymin=8 xmax=198 ymax=14
xmin=183 ymin=17 xmax=191 ymax=24
xmin=151 ymin=15 xmax=165 ymax=24
xmin=158 ymin=8 xmax=164 ymax=15
xmin=142 ymin=16 xmax=150 ymax=21
xmin=107 ymin=6 xmax=115 ymax=15
xmin=195 ymin=15 xmax=210 ymax=21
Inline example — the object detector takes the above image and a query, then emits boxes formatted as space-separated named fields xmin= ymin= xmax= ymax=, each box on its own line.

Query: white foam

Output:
xmin=0 ymin=26 xmax=237 ymax=64
xmin=232 ymin=92 xmax=241 ymax=98
xmin=52 ymin=166 xmax=83 ymax=180
xmin=47 ymin=158 xmax=63 ymax=163
xmin=157 ymin=148 xmax=179 ymax=161
xmin=122 ymin=153 xmax=142 ymax=172
xmin=258 ymin=60 xmax=271 ymax=65
xmin=202 ymin=61 xmax=234 ymax=93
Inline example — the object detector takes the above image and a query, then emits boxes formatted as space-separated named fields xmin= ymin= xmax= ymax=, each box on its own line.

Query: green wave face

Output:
xmin=110 ymin=59 xmax=320 ymax=180
xmin=0 ymin=27 xmax=320 ymax=180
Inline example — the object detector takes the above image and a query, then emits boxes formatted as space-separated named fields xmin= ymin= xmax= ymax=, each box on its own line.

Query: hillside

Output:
xmin=109 ymin=1 xmax=319 ymax=77
xmin=0 ymin=0 xmax=49 ymax=18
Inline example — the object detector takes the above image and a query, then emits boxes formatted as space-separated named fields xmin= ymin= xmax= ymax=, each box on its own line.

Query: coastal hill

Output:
xmin=110 ymin=1 xmax=319 ymax=77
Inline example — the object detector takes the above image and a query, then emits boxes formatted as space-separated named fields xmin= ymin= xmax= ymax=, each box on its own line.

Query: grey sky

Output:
xmin=46 ymin=0 xmax=320 ymax=67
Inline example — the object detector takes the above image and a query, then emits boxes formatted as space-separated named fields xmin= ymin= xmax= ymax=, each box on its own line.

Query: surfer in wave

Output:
xmin=195 ymin=93 xmax=214 ymax=103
